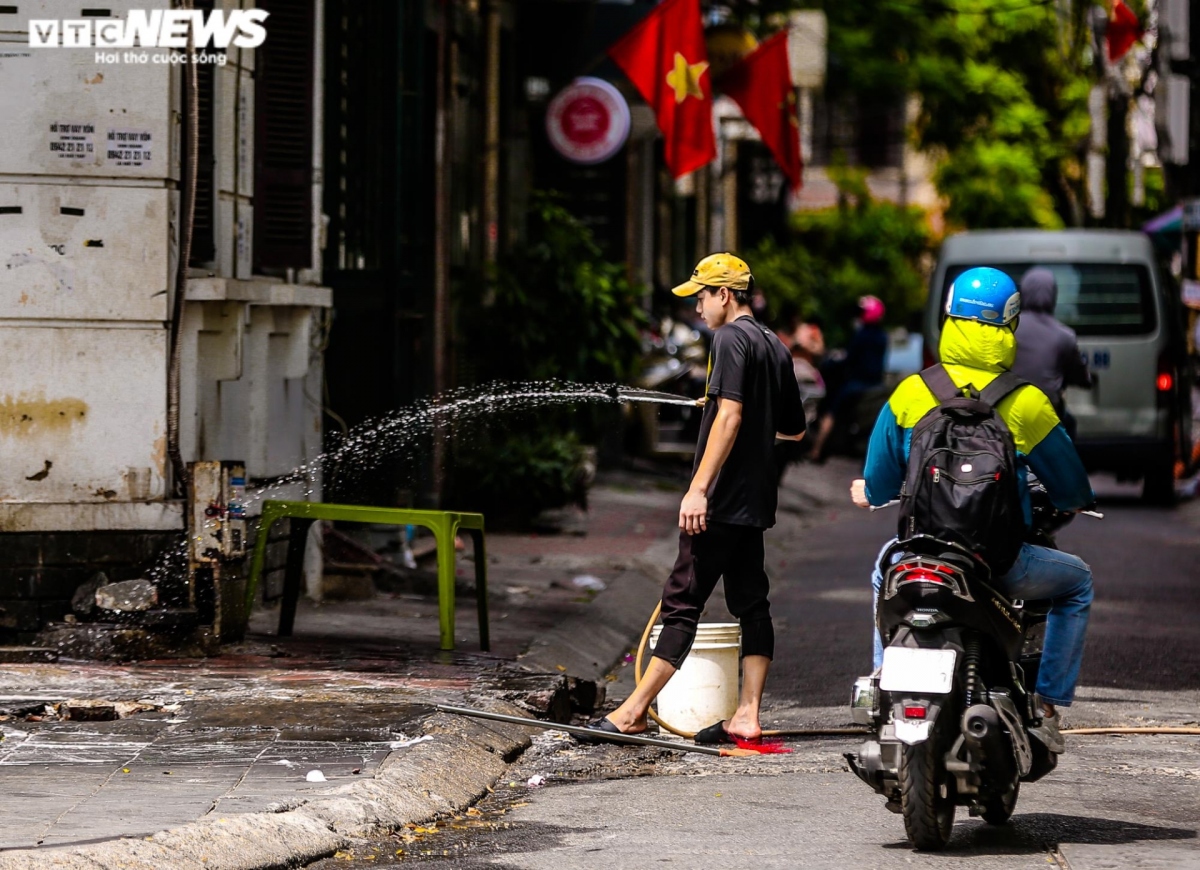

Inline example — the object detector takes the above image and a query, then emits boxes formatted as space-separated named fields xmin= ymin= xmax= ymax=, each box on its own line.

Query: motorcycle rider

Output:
xmin=849 ymin=267 xmax=1095 ymax=751
xmin=1011 ymin=267 xmax=1092 ymax=440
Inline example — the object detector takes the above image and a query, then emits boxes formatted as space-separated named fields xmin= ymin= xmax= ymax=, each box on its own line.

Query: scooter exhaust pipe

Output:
xmin=961 ymin=703 xmax=1016 ymax=784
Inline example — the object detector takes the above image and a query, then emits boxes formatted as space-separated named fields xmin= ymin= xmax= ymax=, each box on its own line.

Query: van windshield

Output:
xmin=942 ymin=264 xmax=1156 ymax=336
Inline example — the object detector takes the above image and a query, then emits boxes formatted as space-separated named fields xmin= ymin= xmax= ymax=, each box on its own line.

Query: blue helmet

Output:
xmin=945 ymin=267 xmax=1020 ymax=326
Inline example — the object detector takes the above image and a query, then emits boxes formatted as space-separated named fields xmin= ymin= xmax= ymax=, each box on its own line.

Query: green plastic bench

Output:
xmin=244 ymin=500 xmax=488 ymax=651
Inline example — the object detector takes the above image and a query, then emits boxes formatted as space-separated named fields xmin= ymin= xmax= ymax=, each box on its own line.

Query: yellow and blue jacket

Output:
xmin=864 ymin=318 xmax=1094 ymax=524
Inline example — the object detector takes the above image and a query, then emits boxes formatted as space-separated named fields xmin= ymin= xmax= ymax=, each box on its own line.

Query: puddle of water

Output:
xmin=305 ymin=786 xmax=559 ymax=868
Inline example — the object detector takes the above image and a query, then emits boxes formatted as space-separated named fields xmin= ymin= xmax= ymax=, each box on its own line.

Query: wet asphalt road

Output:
xmin=313 ymin=465 xmax=1200 ymax=868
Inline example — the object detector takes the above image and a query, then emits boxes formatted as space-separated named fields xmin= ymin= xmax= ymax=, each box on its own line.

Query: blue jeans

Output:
xmin=871 ymin=539 xmax=1093 ymax=707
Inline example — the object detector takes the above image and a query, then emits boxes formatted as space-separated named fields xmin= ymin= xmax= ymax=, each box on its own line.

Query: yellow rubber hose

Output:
xmin=634 ymin=602 xmax=694 ymax=738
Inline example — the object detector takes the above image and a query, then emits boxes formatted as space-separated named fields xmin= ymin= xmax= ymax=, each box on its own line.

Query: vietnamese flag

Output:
xmin=719 ymin=30 xmax=802 ymax=193
xmin=607 ymin=0 xmax=716 ymax=178
xmin=1107 ymin=0 xmax=1142 ymax=62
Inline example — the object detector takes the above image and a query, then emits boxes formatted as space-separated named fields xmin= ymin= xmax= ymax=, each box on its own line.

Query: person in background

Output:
xmin=774 ymin=318 xmax=826 ymax=484
xmin=1012 ymin=268 xmax=1092 ymax=440
xmin=808 ymin=296 xmax=888 ymax=461
xmin=791 ymin=319 xmax=826 ymax=425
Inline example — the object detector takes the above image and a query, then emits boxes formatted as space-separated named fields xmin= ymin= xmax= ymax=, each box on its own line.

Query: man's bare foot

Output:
xmin=603 ymin=713 xmax=648 ymax=735
xmin=725 ymin=712 xmax=762 ymax=741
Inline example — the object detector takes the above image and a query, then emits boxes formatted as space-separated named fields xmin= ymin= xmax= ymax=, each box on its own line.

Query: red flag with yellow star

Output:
xmin=719 ymin=30 xmax=802 ymax=192
xmin=607 ymin=0 xmax=715 ymax=178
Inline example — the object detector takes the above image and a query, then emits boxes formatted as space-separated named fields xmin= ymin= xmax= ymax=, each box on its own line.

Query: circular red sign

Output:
xmin=546 ymin=77 xmax=630 ymax=165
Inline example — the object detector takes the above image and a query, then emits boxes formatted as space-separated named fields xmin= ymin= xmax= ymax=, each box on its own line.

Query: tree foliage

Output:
xmin=818 ymin=0 xmax=1093 ymax=230
xmin=751 ymin=169 xmax=933 ymax=345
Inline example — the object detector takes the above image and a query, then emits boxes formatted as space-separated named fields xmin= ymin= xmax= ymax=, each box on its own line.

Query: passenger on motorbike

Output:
xmin=1011 ymin=267 xmax=1092 ymax=440
xmin=849 ymin=267 xmax=1095 ymax=750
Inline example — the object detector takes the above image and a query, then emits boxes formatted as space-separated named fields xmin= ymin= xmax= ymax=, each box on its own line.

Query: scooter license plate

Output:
xmin=879 ymin=648 xmax=957 ymax=694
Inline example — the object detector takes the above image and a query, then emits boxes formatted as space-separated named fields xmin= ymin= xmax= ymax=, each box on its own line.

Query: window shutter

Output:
xmin=254 ymin=0 xmax=315 ymax=272
xmin=189 ymin=0 xmax=216 ymax=266
xmin=189 ymin=62 xmax=217 ymax=266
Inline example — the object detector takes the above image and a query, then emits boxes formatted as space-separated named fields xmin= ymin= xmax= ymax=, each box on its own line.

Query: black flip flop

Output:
xmin=573 ymin=716 xmax=624 ymax=745
xmin=693 ymin=720 xmax=736 ymax=745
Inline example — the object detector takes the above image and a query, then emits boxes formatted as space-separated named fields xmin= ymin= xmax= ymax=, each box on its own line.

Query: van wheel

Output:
xmin=1142 ymin=463 xmax=1177 ymax=506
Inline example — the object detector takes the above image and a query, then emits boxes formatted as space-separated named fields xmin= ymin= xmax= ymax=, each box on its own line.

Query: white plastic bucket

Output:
xmin=649 ymin=622 xmax=741 ymax=734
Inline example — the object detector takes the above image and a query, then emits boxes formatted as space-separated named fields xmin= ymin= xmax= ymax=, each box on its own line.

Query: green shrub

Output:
xmin=464 ymin=192 xmax=646 ymax=385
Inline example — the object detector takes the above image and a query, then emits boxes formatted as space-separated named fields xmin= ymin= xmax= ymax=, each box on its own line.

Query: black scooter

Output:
xmin=845 ymin=482 xmax=1099 ymax=850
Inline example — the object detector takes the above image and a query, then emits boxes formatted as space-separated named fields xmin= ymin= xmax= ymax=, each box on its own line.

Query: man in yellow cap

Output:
xmin=581 ymin=253 xmax=807 ymax=745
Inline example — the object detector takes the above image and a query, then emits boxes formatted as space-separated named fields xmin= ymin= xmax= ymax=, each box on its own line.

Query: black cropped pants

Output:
xmin=652 ymin=521 xmax=774 ymax=669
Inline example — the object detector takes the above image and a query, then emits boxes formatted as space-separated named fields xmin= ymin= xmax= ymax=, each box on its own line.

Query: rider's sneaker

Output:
xmin=1029 ymin=707 xmax=1065 ymax=754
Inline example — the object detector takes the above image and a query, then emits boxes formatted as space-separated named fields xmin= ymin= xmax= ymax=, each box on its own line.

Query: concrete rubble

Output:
xmin=94 ymin=579 xmax=159 ymax=614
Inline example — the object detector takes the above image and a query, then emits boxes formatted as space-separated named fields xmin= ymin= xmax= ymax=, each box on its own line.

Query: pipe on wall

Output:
xmin=168 ymin=0 xmax=199 ymax=499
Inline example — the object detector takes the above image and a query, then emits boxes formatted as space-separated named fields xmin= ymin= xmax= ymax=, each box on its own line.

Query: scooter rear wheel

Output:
xmin=899 ymin=721 xmax=956 ymax=850
xmin=981 ymin=780 xmax=1019 ymax=825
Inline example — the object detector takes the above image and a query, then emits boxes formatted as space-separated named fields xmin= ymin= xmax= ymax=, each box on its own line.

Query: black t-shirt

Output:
xmin=695 ymin=316 xmax=807 ymax=528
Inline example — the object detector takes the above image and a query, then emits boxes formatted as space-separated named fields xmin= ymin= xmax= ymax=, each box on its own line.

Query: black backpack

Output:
xmin=897 ymin=364 xmax=1028 ymax=574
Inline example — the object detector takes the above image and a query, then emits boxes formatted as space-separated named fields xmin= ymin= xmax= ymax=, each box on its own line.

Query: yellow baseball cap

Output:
xmin=671 ymin=252 xmax=753 ymax=297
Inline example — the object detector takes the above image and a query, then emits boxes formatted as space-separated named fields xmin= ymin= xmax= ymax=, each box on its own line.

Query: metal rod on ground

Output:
xmin=435 ymin=704 xmax=734 ymax=756
xmin=1063 ymin=727 xmax=1200 ymax=735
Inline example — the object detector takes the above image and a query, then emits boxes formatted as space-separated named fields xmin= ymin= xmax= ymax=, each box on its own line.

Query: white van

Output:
xmin=927 ymin=230 xmax=1193 ymax=502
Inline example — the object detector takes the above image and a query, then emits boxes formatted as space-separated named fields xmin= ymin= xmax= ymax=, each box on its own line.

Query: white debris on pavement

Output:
xmin=389 ymin=735 xmax=434 ymax=749
xmin=305 ymin=770 xmax=327 ymax=782
xmin=526 ymin=774 xmax=547 ymax=787
xmin=571 ymin=575 xmax=606 ymax=591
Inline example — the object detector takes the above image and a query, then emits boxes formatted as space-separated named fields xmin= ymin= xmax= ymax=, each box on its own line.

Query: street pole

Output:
xmin=432 ymin=0 xmax=451 ymax=507
xmin=483 ymin=0 xmax=501 ymax=269
xmin=1107 ymin=88 xmax=1131 ymax=227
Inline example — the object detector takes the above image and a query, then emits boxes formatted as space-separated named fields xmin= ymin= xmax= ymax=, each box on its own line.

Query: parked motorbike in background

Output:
xmin=627 ymin=318 xmax=708 ymax=457
xmin=846 ymin=479 xmax=1098 ymax=850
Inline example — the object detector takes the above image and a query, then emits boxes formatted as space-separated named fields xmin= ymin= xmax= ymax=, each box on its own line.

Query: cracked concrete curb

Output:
xmin=0 ymin=707 xmax=532 ymax=870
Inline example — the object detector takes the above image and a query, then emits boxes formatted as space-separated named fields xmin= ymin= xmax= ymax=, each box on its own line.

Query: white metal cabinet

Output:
xmin=0 ymin=324 xmax=167 ymax=504
xmin=0 ymin=40 xmax=176 ymax=180
xmin=0 ymin=182 xmax=173 ymax=320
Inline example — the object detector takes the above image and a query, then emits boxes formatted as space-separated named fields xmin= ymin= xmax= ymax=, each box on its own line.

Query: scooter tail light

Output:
xmin=903 ymin=705 xmax=927 ymax=719
xmin=887 ymin=556 xmax=973 ymax=602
